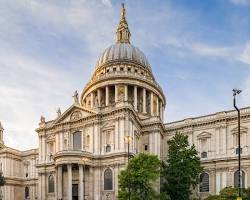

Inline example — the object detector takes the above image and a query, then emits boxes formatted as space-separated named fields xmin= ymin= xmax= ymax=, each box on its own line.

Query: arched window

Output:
xmin=234 ymin=170 xmax=245 ymax=188
xmin=73 ymin=131 xmax=82 ymax=150
xmin=200 ymin=172 xmax=209 ymax=192
xmin=25 ymin=186 xmax=29 ymax=199
xmin=48 ymin=175 xmax=55 ymax=193
xmin=104 ymin=168 xmax=113 ymax=190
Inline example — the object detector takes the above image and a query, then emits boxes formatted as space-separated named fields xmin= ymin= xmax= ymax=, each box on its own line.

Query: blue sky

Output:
xmin=0 ymin=0 xmax=250 ymax=150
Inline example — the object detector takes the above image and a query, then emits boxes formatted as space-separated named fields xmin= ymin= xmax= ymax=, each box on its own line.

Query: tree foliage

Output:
xmin=205 ymin=186 xmax=250 ymax=200
xmin=161 ymin=132 xmax=203 ymax=200
xmin=118 ymin=153 xmax=161 ymax=200
xmin=0 ymin=172 xmax=5 ymax=187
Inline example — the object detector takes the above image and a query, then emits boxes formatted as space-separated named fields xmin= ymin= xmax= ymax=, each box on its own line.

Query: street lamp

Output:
xmin=124 ymin=135 xmax=133 ymax=200
xmin=233 ymin=88 xmax=242 ymax=199
xmin=81 ymin=157 xmax=88 ymax=200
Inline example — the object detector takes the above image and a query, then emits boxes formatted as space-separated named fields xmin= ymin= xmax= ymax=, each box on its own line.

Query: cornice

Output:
xmin=164 ymin=107 xmax=250 ymax=133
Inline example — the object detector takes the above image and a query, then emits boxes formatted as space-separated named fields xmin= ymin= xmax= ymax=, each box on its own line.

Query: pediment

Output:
xmin=55 ymin=104 xmax=95 ymax=124
xmin=231 ymin=126 xmax=248 ymax=134
xmin=197 ymin=132 xmax=212 ymax=139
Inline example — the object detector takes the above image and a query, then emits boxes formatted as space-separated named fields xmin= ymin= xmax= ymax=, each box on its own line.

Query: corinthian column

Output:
xmin=156 ymin=97 xmax=159 ymax=116
xmin=134 ymin=86 xmax=137 ymax=111
xmin=67 ymin=164 xmax=72 ymax=200
xmin=124 ymin=85 xmax=128 ymax=102
xmin=143 ymin=88 xmax=146 ymax=113
xmin=150 ymin=92 xmax=154 ymax=115
xmin=97 ymin=89 xmax=101 ymax=107
xmin=90 ymin=93 xmax=94 ymax=108
xmin=105 ymin=86 xmax=109 ymax=106
xmin=115 ymin=85 xmax=118 ymax=102
xmin=79 ymin=165 xmax=83 ymax=200
xmin=58 ymin=165 xmax=63 ymax=200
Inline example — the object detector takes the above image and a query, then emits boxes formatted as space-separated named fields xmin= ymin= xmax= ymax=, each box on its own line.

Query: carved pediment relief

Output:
xmin=231 ymin=126 xmax=248 ymax=134
xmin=197 ymin=132 xmax=212 ymax=140
xmin=54 ymin=105 xmax=94 ymax=124
xmin=70 ymin=111 xmax=82 ymax=121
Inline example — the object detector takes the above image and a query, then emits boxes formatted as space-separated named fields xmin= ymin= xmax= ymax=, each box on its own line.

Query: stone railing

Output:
xmin=83 ymin=70 xmax=164 ymax=94
xmin=165 ymin=107 xmax=250 ymax=129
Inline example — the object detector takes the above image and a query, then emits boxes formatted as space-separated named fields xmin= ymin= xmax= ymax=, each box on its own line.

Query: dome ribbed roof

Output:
xmin=96 ymin=43 xmax=151 ymax=70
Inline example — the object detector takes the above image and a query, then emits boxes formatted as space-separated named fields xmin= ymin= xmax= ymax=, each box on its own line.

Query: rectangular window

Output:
xmin=144 ymin=144 xmax=148 ymax=151
xmin=236 ymin=147 xmax=242 ymax=155
xmin=73 ymin=132 xmax=82 ymax=150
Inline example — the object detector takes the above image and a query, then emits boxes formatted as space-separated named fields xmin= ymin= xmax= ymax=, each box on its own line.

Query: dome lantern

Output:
xmin=116 ymin=3 xmax=131 ymax=44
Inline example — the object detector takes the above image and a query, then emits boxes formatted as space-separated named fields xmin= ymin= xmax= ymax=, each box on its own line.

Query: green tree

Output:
xmin=219 ymin=186 xmax=238 ymax=200
xmin=204 ymin=195 xmax=224 ymax=200
xmin=162 ymin=132 xmax=203 ymax=200
xmin=0 ymin=172 xmax=5 ymax=200
xmin=118 ymin=153 xmax=161 ymax=200
xmin=0 ymin=172 xmax=5 ymax=186
xmin=204 ymin=186 xmax=250 ymax=200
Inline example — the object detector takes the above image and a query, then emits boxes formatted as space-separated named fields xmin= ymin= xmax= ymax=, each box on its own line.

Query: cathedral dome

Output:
xmin=96 ymin=43 xmax=151 ymax=71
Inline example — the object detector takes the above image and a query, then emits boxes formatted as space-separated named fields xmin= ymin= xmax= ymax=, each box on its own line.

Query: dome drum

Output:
xmin=81 ymin=81 xmax=165 ymax=120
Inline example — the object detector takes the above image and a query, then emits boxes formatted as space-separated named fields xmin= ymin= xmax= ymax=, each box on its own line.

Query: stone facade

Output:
xmin=0 ymin=4 xmax=249 ymax=200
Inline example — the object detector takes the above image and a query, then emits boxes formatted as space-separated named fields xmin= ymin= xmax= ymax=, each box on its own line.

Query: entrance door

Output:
xmin=72 ymin=184 xmax=78 ymax=200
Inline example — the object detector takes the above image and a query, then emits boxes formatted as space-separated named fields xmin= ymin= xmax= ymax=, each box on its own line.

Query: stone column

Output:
xmin=150 ymin=92 xmax=154 ymax=115
xmin=55 ymin=168 xmax=58 ymax=199
xmin=79 ymin=165 xmax=83 ymax=200
xmin=97 ymin=89 xmax=101 ymax=107
xmin=39 ymin=136 xmax=42 ymax=161
xmin=115 ymin=85 xmax=118 ymax=103
xmin=124 ymin=85 xmax=128 ymax=102
xmin=90 ymin=92 xmax=94 ymax=108
xmin=105 ymin=86 xmax=109 ymax=106
xmin=159 ymin=101 xmax=162 ymax=120
xmin=67 ymin=164 xmax=72 ymax=200
xmin=58 ymin=165 xmax=63 ymax=199
xmin=42 ymin=136 xmax=46 ymax=162
xmin=156 ymin=97 xmax=159 ymax=116
xmin=143 ymin=88 xmax=146 ymax=113
xmin=134 ymin=86 xmax=138 ymax=111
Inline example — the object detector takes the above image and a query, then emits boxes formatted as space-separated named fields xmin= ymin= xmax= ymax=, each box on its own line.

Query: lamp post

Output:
xmin=233 ymin=88 xmax=242 ymax=199
xmin=124 ymin=135 xmax=133 ymax=200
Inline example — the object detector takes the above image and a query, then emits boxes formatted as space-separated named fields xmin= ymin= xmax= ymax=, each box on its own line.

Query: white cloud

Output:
xmin=188 ymin=43 xmax=234 ymax=57
xmin=0 ymin=49 xmax=76 ymax=150
xmin=230 ymin=0 xmax=250 ymax=5
xmin=101 ymin=0 xmax=112 ymax=7
xmin=0 ymin=0 xmax=121 ymax=150
xmin=239 ymin=43 xmax=250 ymax=65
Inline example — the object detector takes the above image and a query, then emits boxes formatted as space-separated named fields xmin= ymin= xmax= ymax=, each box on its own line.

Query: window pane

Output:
xmin=104 ymin=168 xmax=113 ymax=190
xmin=48 ymin=175 xmax=55 ymax=193
xmin=201 ymin=152 xmax=207 ymax=158
xmin=25 ymin=187 xmax=29 ymax=198
xmin=73 ymin=132 xmax=82 ymax=150
xmin=234 ymin=170 xmax=245 ymax=188
xmin=200 ymin=173 xmax=209 ymax=192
